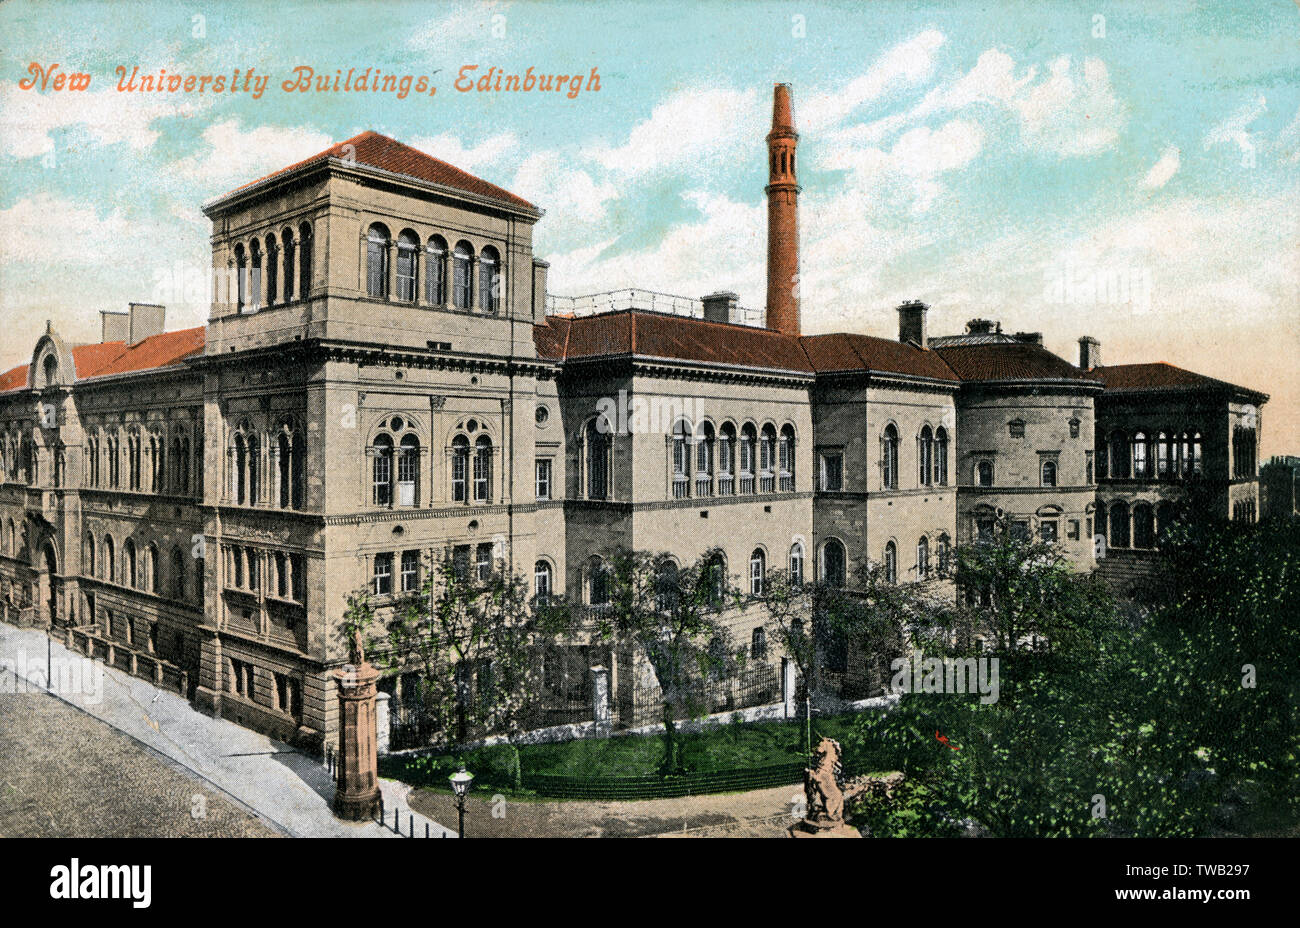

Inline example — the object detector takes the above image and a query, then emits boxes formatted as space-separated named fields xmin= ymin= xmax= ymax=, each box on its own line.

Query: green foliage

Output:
xmin=843 ymin=519 xmax=1300 ymax=837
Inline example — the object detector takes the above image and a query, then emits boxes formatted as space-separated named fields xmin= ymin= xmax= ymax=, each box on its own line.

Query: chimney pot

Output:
xmin=897 ymin=300 xmax=928 ymax=348
xmin=1079 ymin=336 xmax=1101 ymax=370
xmin=127 ymin=302 xmax=166 ymax=345
xmin=701 ymin=291 xmax=739 ymax=324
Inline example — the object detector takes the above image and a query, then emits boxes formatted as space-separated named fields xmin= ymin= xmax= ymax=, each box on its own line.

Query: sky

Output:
xmin=1 ymin=0 xmax=1297 ymax=454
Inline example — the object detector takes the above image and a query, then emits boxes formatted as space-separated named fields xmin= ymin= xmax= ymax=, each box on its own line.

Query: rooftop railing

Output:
xmin=545 ymin=288 xmax=765 ymax=328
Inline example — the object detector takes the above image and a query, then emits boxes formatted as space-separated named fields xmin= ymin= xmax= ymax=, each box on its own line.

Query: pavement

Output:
xmin=0 ymin=620 xmax=454 ymax=838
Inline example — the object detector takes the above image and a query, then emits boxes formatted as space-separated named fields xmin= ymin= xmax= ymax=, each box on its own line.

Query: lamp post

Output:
xmin=449 ymin=766 xmax=474 ymax=838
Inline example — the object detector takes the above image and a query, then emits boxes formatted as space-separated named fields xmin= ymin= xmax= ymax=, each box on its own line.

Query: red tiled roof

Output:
xmin=215 ymin=131 xmax=536 ymax=210
xmin=1091 ymin=362 xmax=1264 ymax=397
xmin=934 ymin=342 xmax=1100 ymax=384
xmin=800 ymin=332 xmax=959 ymax=381
xmin=535 ymin=311 xmax=815 ymax=374
xmin=0 ymin=327 xmax=206 ymax=393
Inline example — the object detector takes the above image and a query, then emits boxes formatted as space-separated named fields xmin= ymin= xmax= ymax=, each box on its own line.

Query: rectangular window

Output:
xmin=1010 ymin=521 xmax=1030 ymax=542
xmin=452 ymin=545 xmax=471 ymax=582
xmin=1067 ymin=519 xmax=1080 ymax=540
xmin=373 ymin=552 xmax=393 ymax=596
xmin=819 ymin=451 xmax=843 ymax=492
xmin=1040 ymin=520 xmax=1058 ymax=543
xmin=535 ymin=459 xmax=552 ymax=500
xmin=400 ymin=549 xmax=420 ymax=592
xmin=475 ymin=543 xmax=494 ymax=581
xmin=976 ymin=518 xmax=994 ymax=542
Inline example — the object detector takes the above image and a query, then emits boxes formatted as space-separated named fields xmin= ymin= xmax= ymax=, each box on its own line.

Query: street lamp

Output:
xmin=449 ymin=766 xmax=474 ymax=838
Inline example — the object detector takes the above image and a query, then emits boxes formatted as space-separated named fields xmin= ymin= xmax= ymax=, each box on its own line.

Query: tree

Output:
xmin=595 ymin=547 xmax=738 ymax=774
xmin=346 ymin=549 xmax=567 ymax=750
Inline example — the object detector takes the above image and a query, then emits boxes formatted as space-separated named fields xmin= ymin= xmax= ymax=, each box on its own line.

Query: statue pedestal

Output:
xmin=332 ymin=662 xmax=382 ymax=822
xmin=789 ymin=820 xmax=863 ymax=838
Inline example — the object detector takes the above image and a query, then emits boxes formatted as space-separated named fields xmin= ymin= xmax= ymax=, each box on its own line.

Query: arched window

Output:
xmin=585 ymin=419 xmax=610 ymax=500
xmin=127 ymin=430 xmax=142 ymax=491
xmin=702 ymin=551 xmax=727 ymax=605
xmin=1132 ymin=432 xmax=1148 ymax=478
xmin=473 ymin=435 xmax=492 ymax=501
xmin=389 ymin=433 xmax=417 ymax=506
xmin=125 ymin=539 xmax=138 ymax=589
xmin=751 ymin=627 xmax=768 ymax=660
xmin=426 ymin=235 xmax=447 ymax=305
xmin=534 ymin=560 xmax=552 ymax=603
xmin=821 ymin=539 xmax=846 ymax=587
xmin=107 ymin=435 xmax=120 ymax=487
xmin=916 ymin=536 xmax=929 ymax=578
xmin=884 ymin=541 xmax=897 ymax=584
xmin=249 ymin=238 xmax=263 ymax=310
xmin=84 ymin=533 xmax=95 ymax=579
xmin=479 ymin=245 xmax=500 ymax=313
xmin=372 ymin=433 xmax=393 ymax=506
xmin=453 ymin=241 xmax=473 ymax=309
xmin=1041 ymin=459 xmax=1057 ymax=487
xmin=1192 ymin=432 xmax=1203 ymax=475
xmin=281 ymin=228 xmax=295 ymax=302
xmin=977 ymin=460 xmax=994 ymax=487
xmin=265 ymin=233 xmax=278 ymax=305
xmin=172 ymin=546 xmax=185 ymax=599
xmin=149 ymin=434 xmax=164 ymax=493
xmin=779 ymin=424 xmax=795 ymax=491
xmin=396 ymin=230 xmax=418 ymax=302
xmin=1110 ymin=501 xmax=1131 ymax=548
xmin=936 ymin=535 xmax=950 ymax=574
xmin=759 ymin=424 xmax=777 ymax=493
xmin=749 ymin=548 xmax=766 ymax=596
xmin=918 ymin=426 xmax=933 ymax=486
xmin=934 ymin=426 xmax=949 ymax=485
xmin=1109 ymin=431 xmax=1130 ymax=479
xmin=146 ymin=544 xmax=159 ymax=594
xmin=654 ymin=559 xmax=680 ymax=613
xmin=234 ymin=243 xmax=247 ymax=311
xmin=588 ymin=559 xmax=610 ymax=607
xmin=786 ymin=542 xmax=804 ymax=587
xmin=1133 ymin=503 xmax=1155 ymax=549
xmin=671 ymin=419 xmax=690 ymax=498
xmin=179 ymin=435 xmax=191 ymax=495
xmin=298 ymin=222 xmax=313 ymax=298
xmin=717 ymin=423 xmax=736 ymax=494
xmin=104 ymin=535 xmax=115 ymax=583
xmin=451 ymin=435 xmax=470 ymax=502
xmin=42 ymin=353 xmax=58 ymax=387
xmin=882 ymin=424 xmax=898 ymax=489
xmin=695 ymin=422 xmax=714 ymax=497
xmin=739 ymin=423 xmax=757 ymax=493
xmin=366 ymin=223 xmax=390 ymax=298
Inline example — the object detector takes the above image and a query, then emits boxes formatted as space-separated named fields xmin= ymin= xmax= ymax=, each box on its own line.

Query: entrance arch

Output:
xmin=39 ymin=541 xmax=59 ymax=625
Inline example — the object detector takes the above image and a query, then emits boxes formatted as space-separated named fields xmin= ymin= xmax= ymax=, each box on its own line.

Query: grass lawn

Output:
xmin=380 ymin=711 xmax=879 ymax=796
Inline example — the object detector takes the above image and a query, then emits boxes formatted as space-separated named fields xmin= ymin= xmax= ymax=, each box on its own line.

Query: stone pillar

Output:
xmin=782 ymin=656 xmax=797 ymax=719
xmin=387 ymin=243 xmax=398 ymax=301
xmin=590 ymin=665 xmax=611 ymax=734
xmin=332 ymin=662 xmax=382 ymax=821
xmin=375 ymin=690 xmax=391 ymax=755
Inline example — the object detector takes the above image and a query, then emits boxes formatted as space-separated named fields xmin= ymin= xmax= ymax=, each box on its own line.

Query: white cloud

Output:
xmin=1141 ymin=145 xmax=1180 ymax=190
xmin=1203 ymin=94 xmax=1266 ymax=157
xmin=1278 ymin=104 xmax=1300 ymax=165
xmin=408 ymin=1 xmax=513 ymax=52
xmin=0 ymin=83 xmax=200 ymax=159
xmin=0 ymin=192 xmax=133 ymax=263
xmin=902 ymin=51 xmax=1125 ymax=158
xmin=587 ymin=87 xmax=763 ymax=178
xmin=512 ymin=151 xmax=617 ymax=224
xmin=168 ymin=119 xmax=335 ymax=191
xmin=801 ymin=29 xmax=946 ymax=132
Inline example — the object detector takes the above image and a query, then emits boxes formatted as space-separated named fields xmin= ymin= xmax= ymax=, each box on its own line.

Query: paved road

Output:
xmin=0 ymin=667 xmax=281 ymax=837
xmin=0 ymin=622 xmax=453 ymax=838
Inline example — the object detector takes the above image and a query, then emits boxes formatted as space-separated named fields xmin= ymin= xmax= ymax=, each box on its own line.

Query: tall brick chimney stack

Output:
xmin=765 ymin=83 xmax=801 ymax=337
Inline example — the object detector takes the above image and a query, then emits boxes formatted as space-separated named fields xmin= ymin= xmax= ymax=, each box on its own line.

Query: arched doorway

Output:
xmin=39 ymin=541 xmax=59 ymax=625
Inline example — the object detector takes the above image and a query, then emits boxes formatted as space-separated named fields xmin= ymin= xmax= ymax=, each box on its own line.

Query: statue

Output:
xmin=789 ymin=736 xmax=862 ymax=838
xmin=349 ymin=624 xmax=366 ymax=665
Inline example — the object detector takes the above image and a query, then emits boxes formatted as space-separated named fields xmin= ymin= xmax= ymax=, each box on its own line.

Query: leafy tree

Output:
xmin=347 ymin=549 xmax=568 ymax=749
xmin=595 ymin=547 xmax=738 ymax=774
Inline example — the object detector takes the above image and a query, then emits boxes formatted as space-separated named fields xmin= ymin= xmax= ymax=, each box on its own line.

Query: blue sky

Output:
xmin=1 ymin=0 xmax=1297 ymax=451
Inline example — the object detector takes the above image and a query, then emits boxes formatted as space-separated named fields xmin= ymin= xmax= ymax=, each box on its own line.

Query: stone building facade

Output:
xmin=0 ymin=85 xmax=1269 ymax=750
